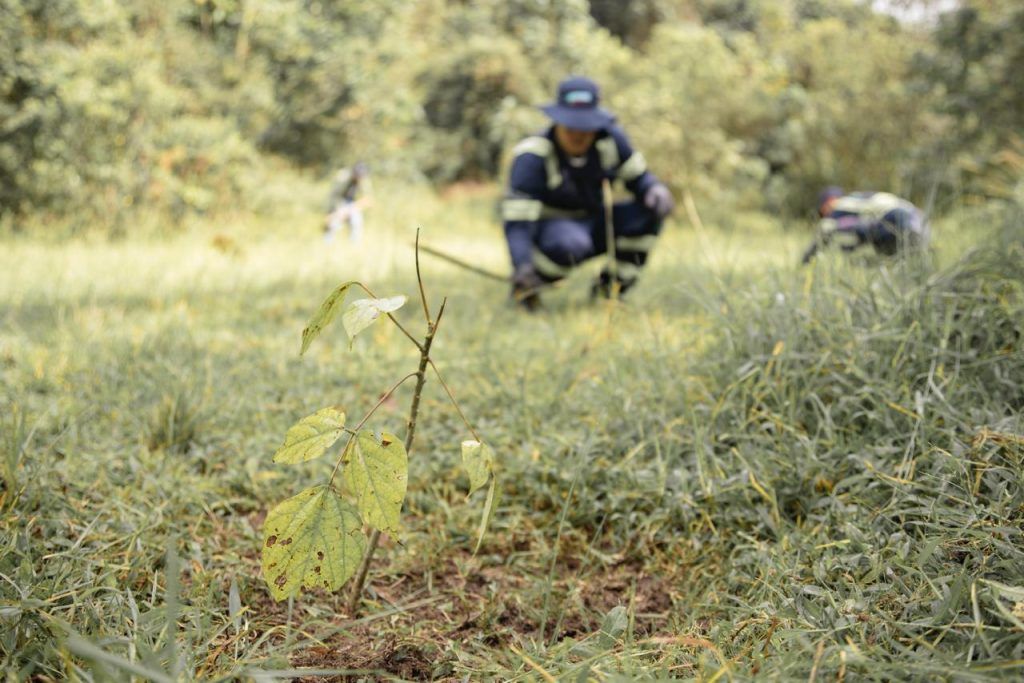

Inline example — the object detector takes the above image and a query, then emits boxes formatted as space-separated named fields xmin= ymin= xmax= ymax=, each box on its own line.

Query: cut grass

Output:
xmin=1 ymin=191 xmax=1022 ymax=680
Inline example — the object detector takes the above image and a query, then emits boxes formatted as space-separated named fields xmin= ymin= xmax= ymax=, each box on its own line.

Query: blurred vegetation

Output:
xmin=1 ymin=185 xmax=1020 ymax=679
xmin=2 ymin=0 xmax=1022 ymax=229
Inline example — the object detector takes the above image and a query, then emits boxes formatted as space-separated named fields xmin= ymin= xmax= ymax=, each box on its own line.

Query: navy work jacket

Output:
xmin=820 ymin=192 xmax=924 ymax=238
xmin=502 ymin=125 xmax=661 ymax=270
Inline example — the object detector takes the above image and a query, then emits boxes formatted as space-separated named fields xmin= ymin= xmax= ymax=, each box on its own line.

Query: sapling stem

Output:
xmin=347 ymin=329 xmax=435 ymax=613
xmin=265 ymin=237 xmax=494 ymax=612
xmin=347 ymin=250 xmax=448 ymax=615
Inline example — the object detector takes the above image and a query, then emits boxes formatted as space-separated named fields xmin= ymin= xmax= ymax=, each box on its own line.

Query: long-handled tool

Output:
xmin=601 ymin=177 xmax=619 ymax=300
xmin=415 ymin=241 xmax=564 ymax=305
xmin=416 ymin=242 xmax=508 ymax=282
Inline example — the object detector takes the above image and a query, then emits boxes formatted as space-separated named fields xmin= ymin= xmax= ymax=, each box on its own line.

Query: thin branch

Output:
xmin=355 ymin=282 xmax=379 ymax=298
xmin=328 ymin=372 xmax=419 ymax=486
xmin=428 ymin=359 xmax=480 ymax=442
xmin=415 ymin=229 xmax=431 ymax=324
xmin=432 ymin=297 xmax=448 ymax=333
xmin=385 ymin=313 xmax=424 ymax=353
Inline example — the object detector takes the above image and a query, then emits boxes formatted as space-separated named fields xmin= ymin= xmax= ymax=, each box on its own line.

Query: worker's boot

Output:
xmin=511 ymin=285 xmax=542 ymax=311
xmin=590 ymin=270 xmax=636 ymax=300
xmin=511 ymin=263 xmax=545 ymax=311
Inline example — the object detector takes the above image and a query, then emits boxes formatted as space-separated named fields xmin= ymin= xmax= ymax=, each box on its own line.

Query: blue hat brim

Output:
xmin=540 ymin=104 xmax=615 ymax=132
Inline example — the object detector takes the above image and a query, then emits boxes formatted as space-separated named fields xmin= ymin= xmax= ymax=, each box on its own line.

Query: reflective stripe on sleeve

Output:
xmin=511 ymin=136 xmax=561 ymax=190
xmin=596 ymin=138 xmax=620 ymax=172
xmin=833 ymin=193 xmax=905 ymax=219
xmin=615 ymin=234 xmax=658 ymax=252
xmin=865 ymin=192 xmax=905 ymax=213
xmin=502 ymin=198 xmax=543 ymax=221
xmin=532 ymin=248 xmax=572 ymax=278
xmin=512 ymin=136 xmax=553 ymax=158
xmin=617 ymin=152 xmax=647 ymax=181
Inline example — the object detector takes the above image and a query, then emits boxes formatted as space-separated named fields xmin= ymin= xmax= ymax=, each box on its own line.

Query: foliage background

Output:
xmin=3 ymin=0 xmax=1022 ymax=232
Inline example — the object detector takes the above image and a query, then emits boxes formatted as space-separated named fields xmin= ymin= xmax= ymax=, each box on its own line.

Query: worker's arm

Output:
xmin=802 ymin=215 xmax=871 ymax=263
xmin=607 ymin=126 xmax=673 ymax=216
xmin=501 ymin=146 xmax=549 ymax=271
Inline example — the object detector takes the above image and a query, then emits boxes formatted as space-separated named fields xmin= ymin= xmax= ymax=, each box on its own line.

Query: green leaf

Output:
xmin=474 ymin=475 xmax=498 ymax=555
xmin=341 ymin=296 xmax=407 ymax=346
xmin=597 ymin=605 xmax=629 ymax=648
xmin=261 ymin=485 xmax=366 ymax=601
xmin=300 ymin=281 xmax=356 ymax=355
xmin=228 ymin=578 xmax=241 ymax=633
xmin=272 ymin=407 xmax=346 ymax=464
xmin=461 ymin=439 xmax=494 ymax=495
xmin=342 ymin=430 xmax=408 ymax=536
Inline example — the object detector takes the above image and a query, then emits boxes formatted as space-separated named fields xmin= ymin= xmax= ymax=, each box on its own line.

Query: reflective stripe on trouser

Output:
xmin=606 ymin=203 xmax=660 ymax=284
xmin=532 ymin=248 xmax=573 ymax=281
xmin=503 ymin=197 xmax=543 ymax=221
xmin=606 ymin=238 xmax=653 ymax=285
xmin=532 ymin=201 xmax=661 ymax=282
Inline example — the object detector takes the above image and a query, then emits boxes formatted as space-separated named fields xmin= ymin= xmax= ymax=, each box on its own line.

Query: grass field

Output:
xmin=2 ymin=187 xmax=1023 ymax=681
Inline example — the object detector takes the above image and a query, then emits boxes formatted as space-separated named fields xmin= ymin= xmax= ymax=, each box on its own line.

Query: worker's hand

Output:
xmin=644 ymin=183 xmax=675 ymax=218
xmin=512 ymin=263 xmax=544 ymax=292
xmin=800 ymin=241 xmax=820 ymax=265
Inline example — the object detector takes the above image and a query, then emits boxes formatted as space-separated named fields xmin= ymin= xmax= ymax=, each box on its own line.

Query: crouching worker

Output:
xmin=502 ymin=76 xmax=674 ymax=309
xmin=802 ymin=187 xmax=929 ymax=264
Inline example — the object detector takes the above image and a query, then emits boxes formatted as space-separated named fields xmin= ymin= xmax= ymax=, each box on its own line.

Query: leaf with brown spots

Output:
xmin=260 ymin=485 xmax=366 ymax=601
xmin=272 ymin=407 xmax=347 ymax=464
xmin=341 ymin=430 xmax=408 ymax=536
xmin=300 ymin=281 xmax=357 ymax=355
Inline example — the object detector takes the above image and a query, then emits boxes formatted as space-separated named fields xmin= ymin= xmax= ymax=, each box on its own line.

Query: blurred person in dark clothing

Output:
xmin=501 ymin=76 xmax=674 ymax=309
xmin=802 ymin=187 xmax=929 ymax=264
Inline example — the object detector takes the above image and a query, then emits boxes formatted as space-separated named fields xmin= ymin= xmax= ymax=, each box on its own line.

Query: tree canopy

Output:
xmin=2 ymin=0 xmax=1020 ymax=227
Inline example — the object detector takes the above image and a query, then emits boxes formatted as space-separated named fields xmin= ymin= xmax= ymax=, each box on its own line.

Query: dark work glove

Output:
xmin=511 ymin=263 xmax=544 ymax=311
xmin=512 ymin=263 xmax=544 ymax=291
xmin=644 ymin=183 xmax=674 ymax=218
xmin=800 ymin=240 xmax=820 ymax=265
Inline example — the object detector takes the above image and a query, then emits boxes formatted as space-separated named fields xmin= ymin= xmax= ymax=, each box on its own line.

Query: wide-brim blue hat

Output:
xmin=540 ymin=76 xmax=616 ymax=132
xmin=817 ymin=186 xmax=844 ymax=209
